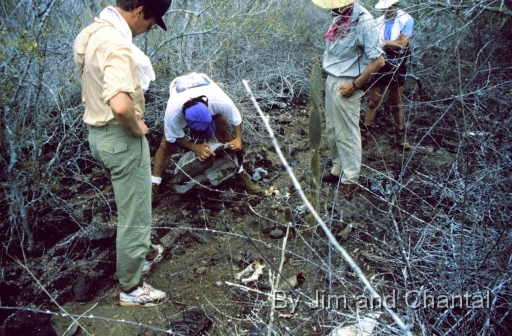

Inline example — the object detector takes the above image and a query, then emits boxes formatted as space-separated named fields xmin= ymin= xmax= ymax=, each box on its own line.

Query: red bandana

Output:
xmin=325 ymin=5 xmax=354 ymax=42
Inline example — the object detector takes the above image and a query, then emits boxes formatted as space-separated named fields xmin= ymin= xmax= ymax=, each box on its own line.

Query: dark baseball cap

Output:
xmin=146 ymin=0 xmax=172 ymax=31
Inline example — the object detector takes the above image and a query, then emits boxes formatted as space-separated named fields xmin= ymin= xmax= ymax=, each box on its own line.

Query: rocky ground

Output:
xmin=1 ymin=99 xmax=458 ymax=335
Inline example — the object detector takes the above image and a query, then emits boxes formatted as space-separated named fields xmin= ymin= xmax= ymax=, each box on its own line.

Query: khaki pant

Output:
xmin=324 ymin=75 xmax=363 ymax=184
xmin=88 ymin=124 xmax=151 ymax=292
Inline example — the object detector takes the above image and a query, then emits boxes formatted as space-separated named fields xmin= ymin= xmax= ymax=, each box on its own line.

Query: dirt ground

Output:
xmin=1 ymin=99 xmax=455 ymax=335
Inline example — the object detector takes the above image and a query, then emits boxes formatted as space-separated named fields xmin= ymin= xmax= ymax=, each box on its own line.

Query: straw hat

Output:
xmin=375 ymin=0 xmax=399 ymax=9
xmin=311 ymin=0 xmax=354 ymax=9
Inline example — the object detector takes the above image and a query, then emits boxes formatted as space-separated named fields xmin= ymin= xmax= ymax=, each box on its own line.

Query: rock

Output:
xmin=168 ymin=308 xmax=212 ymax=336
xmin=51 ymin=314 xmax=78 ymax=336
xmin=330 ymin=312 xmax=381 ymax=336
xmin=278 ymin=271 xmax=306 ymax=291
xmin=252 ymin=167 xmax=268 ymax=181
xmin=4 ymin=311 xmax=54 ymax=336
xmin=170 ymin=143 xmax=239 ymax=194
xmin=73 ymin=272 xmax=96 ymax=302
xmin=261 ymin=221 xmax=276 ymax=234
xmin=249 ymin=322 xmax=279 ymax=335
xmin=337 ymin=224 xmax=353 ymax=241
xmin=269 ymin=229 xmax=284 ymax=239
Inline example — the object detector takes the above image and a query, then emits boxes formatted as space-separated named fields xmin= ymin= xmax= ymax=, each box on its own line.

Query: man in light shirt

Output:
xmin=312 ymin=0 xmax=384 ymax=199
xmin=74 ymin=0 xmax=171 ymax=306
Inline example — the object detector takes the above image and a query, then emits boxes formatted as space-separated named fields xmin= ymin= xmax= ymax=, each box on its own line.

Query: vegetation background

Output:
xmin=1 ymin=0 xmax=511 ymax=335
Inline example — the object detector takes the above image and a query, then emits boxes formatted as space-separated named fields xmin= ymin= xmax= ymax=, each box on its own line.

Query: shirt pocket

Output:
xmin=329 ymin=37 xmax=358 ymax=59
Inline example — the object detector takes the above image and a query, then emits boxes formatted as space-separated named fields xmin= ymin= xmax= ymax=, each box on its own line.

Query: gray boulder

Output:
xmin=170 ymin=143 xmax=239 ymax=193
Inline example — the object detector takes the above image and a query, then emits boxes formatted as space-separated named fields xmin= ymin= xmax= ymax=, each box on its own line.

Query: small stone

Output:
xmin=269 ymin=229 xmax=284 ymax=239
xmin=261 ymin=222 xmax=276 ymax=234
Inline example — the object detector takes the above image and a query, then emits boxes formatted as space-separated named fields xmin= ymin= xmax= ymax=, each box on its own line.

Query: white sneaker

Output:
xmin=119 ymin=282 xmax=167 ymax=307
xmin=142 ymin=244 xmax=164 ymax=275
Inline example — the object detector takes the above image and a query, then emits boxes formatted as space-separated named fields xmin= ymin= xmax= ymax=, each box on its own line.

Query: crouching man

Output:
xmin=151 ymin=72 xmax=262 ymax=202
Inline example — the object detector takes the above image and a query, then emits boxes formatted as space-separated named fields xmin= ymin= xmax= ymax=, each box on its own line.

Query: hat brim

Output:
xmin=155 ymin=16 xmax=167 ymax=31
xmin=191 ymin=120 xmax=216 ymax=140
xmin=312 ymin=0 xmax=354 ymax=9
xmin=375 ymin=0 xmax=398 ymax=9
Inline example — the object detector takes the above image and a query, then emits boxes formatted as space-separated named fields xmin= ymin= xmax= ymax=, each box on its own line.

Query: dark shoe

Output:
xmin=151 ymin=183 xmax=160 ymax=206
xmin=338 ymin=183 xmax=360 ymax=200
xmin=235 ymin=171 xmax=262 ymax=194
xmin=321 ymin=172 xmax=339 ymax=184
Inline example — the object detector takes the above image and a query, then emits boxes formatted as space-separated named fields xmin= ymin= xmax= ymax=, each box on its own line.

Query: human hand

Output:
xmin=137 ymin=119 xmax=149 ymax=135
xmin=194 ymin=142 xmax=215 ymax=162
xmin=338 ymin=82 xmax=356 ymax=98
xmin=226 ymin=137 xmax=242 ymax=151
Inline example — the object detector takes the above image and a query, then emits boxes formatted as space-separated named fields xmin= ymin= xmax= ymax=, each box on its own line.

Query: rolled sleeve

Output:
xmin=359 ymin=16 xmax=384 ymax=62
xmin=102 ymin=42 xmax=137 ymax=104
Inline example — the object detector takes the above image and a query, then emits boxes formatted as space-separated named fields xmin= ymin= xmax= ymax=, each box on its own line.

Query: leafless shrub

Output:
xmin=1 ymin=0 xmax=511 ymax=335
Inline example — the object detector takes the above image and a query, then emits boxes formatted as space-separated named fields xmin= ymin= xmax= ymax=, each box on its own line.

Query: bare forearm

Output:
xmin=353 ymin=56 xmax=385 ymax=89
xmin=225 ymin=124 xmax=243 ymax=151
xmin=175 ymin=138 xmax=215 ymax=162
xmin=382 ymin=34 xmax=409 ymax=52
xmin=175 ymin=138 xmax=197 ymax=152
xmin=339 ymin=56 xmax=385 ymax=98
xmin=109 ymin=92 xmax=146 ymax=137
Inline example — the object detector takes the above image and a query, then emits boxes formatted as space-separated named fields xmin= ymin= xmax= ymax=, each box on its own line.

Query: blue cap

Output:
xmin=184 ymin=103 xmax=216 ymax=140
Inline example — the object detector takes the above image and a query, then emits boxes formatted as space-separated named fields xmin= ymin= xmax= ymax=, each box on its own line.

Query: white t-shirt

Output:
xmin=163 ymin=73 xmax=242 ymax=143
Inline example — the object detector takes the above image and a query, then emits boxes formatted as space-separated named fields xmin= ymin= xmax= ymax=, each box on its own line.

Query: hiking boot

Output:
xmin=235 ymin=171 xmax=262 ymax=194
xmin=142 ymin=244 xmax=164 ymax=275
xmin=338 ymin=183 xmax=360 ymax=200
xmin=119 ymin=282 xmax=167 ymax=307
xmin=395 ymin=129 xmax=413 ymax=150
xmin=321 ymin=172 xmax=340 ymax=184
xmin=151 ymin=183 xmax=160 ymax=206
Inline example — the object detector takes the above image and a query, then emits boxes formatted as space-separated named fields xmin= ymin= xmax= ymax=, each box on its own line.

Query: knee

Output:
xmin=368 ymin=89 xmax=383 ymax=110
xmin=368 ymin=97 xmax=381 ymax=110
xmin=159 ymin=137 xmax=175 ymax=155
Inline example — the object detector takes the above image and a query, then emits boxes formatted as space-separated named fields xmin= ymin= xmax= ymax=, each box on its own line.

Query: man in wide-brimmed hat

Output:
xmin=312 ymin=0 xmax=384 ymax=199
xmin=362 ymin=0 xmax=414 ymax=150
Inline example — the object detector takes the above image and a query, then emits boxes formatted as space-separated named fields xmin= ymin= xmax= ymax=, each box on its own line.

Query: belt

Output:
xmin=87 ymin=122 xmax=122 ymax=131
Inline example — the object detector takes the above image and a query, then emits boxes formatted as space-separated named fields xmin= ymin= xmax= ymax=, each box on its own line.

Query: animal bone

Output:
xmin=235 ymin=262 xmax=255 ymax=280
xmin=241 ymin=260 xmax=265 ymax=284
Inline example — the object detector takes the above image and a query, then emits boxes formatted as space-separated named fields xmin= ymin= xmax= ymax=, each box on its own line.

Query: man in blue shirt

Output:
xmin=312 ymin=0 xmax=384 ymax=199
xmin=362 ymin=0 xmax=414 ymax=150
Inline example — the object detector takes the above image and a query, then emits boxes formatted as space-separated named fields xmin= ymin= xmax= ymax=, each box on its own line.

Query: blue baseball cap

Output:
xmin=184 ymin=103 xmax=216 ymax=140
